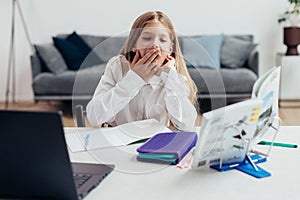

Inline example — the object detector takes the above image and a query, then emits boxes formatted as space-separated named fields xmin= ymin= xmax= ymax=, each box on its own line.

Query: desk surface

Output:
xmin=66 ymin=126 xmax=300 ymax=200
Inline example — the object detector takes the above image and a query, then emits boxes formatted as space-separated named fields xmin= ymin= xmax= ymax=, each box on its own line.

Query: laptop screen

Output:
xmin=0 ymin=110 xmax=114 ymax=199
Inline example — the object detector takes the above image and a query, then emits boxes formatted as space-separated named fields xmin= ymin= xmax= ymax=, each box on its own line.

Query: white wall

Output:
xmin=0 ymin=0 xmax=289 ymax=101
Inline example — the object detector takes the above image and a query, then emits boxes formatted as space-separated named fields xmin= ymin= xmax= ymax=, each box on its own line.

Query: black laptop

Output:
xmin=0 ymin=110 xmax=114 ymax=199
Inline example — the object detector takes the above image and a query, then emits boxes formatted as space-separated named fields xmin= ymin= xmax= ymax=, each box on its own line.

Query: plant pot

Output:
xmin=284 ymin=27 xmax=300 ymax=55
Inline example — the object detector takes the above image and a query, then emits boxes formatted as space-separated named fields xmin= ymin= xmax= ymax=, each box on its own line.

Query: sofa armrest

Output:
xmin=247 ymin=49 xmax=259 ymax=75
xmin=30 ymin=54 xmax=42 ymax=78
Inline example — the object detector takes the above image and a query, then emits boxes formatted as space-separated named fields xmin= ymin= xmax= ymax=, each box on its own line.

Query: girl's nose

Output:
xmin=149 ymin=38 xmax=160 ymax=49
xmin=149 ymin=43 xmax=159 ymax=49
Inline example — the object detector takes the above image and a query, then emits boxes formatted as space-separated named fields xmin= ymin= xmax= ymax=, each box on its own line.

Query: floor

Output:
xmin=0 ymin=101 xmax=76 ymax=127
xmin=1 ymin=101 xmax=300 ymax=127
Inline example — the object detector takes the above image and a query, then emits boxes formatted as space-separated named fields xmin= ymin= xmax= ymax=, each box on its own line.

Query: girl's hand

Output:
xmin=154 ymin=54 xmax=174 ymax=76
xmin=130 ymin=49 xmax=161 ymax=81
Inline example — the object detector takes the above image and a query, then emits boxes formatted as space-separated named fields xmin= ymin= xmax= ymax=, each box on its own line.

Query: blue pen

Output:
xmin=84 ymin=134 xmax=90 ymax=149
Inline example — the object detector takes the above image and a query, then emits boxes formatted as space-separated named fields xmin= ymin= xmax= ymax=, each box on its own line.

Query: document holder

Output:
xmin=210 ymin=154 xmax=271 ymax=178
xmin=209 ymin=117 xmax=280 ymax=179
xmin=235 ymin=158 xmax=271 ymax=178
xmin=193 ymin=67 xmax=282 ymax=178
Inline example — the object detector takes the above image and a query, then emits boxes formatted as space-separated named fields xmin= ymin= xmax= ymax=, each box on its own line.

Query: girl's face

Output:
xmin=134 ymin=20 xmax=173 ymax=63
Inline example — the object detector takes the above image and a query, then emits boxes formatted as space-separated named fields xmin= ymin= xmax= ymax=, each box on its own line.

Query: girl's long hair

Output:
xmin=120 ymin=11 xmax=198 ymax=108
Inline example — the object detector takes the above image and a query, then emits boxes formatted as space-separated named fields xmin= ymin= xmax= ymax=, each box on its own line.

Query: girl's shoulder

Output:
xmin=106 ymin=55 xmax=124 ymax=66
xmin=106 ymin=55 xmax=128 ymax=69
xmin=105 ymin=55 xmax=130 ymax=77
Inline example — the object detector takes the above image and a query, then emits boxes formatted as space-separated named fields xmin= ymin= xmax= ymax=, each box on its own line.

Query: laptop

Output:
xmin=0 ymin=110 xmax=114 ymax=200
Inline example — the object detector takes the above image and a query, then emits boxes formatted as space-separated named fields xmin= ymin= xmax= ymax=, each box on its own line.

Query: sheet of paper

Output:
xmin=65 ymin=131 xmax=86 ymax=152
xmin=65 ymin=119 xmax=171 ymax=153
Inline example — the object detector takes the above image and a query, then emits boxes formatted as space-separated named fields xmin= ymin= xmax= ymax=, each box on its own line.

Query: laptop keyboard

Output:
xmin=73 ymin=173 xmax=92 ymax=188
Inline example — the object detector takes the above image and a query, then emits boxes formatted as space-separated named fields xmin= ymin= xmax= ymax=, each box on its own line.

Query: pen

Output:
xmin=258 ymin=141 xmax=298 ymax=148
xmin=84 ymin=134 xmax=90 ymax=149
xmin=127 ymin=137 xmax=150 ymax=145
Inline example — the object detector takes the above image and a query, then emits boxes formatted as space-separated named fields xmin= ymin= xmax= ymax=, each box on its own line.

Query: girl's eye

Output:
xmin=142 ymin=37 xmax=151 ymax=41
xmin=160 ymin=39 xmax=168 ymax=42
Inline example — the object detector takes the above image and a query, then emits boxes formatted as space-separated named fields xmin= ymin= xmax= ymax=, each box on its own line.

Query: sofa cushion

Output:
xmin=181 ymin=35 xmax=224 ymax=69
xmin=188 ymin=67 xmax=257 ymax=94
xmin=66 ymin=32 xmax=103 ymax=66
xmin=32 ymin=64 xmax=106 ymax=95
xmin=221 ymin=35 xmax=257 ymax=68
xmin=53 ymin=32 xmax=102 ymax=70
xmin=80 ymin=35 xmax=108 ymax=49
xmin=34 ymin=44 xmax=68 ymax=74
xmin=93 ymin=37 xmax=127 ymax=63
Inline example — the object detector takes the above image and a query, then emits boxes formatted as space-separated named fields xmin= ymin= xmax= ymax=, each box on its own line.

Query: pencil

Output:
xmin=250 ymin=149 xmax=269 ymax=157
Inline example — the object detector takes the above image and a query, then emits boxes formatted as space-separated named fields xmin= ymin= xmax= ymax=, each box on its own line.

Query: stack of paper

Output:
xmin=65 ymin=119 xmax=171 ymax=152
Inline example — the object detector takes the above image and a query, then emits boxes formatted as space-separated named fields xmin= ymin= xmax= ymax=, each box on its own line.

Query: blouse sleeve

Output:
xmin=86 ymin=56 xmax=145 ymax=126
xmin=160 ymin=64 xmax=197 ymax=131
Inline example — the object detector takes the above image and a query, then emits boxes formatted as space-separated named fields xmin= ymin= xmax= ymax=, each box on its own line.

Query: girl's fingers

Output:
xmin=150 ymin=63 xmax=162 ymax=72
xmin=145 ymin=52 xmax=161 ymax=64
xmin=167 ymin=54 xmax=175 ymax=61
xmin=162 ymin=54 xmax=175 ymax=66
xmin=154 ymin=67 xmax=163 ymax=76
xmin=150 ymin=66 xmax=158 ymax=74
xmin=138 ymin=49 xmax=159 ymax=64
xmin=135 ymin=49 xmax=154 ymax=64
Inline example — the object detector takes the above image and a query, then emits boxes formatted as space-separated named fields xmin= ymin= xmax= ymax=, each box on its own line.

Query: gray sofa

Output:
xmin=31 ymin=34 xmax=258 ymax=112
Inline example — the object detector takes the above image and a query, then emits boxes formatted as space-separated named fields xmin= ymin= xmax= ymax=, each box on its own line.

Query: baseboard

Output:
xmin=279 ymin=100 xmax=300 ymax=107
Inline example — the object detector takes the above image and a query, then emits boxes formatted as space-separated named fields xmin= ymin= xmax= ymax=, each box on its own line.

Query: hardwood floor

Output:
xmin=0 ymin=101 xmax=76 ymax=127
xmin=1 ymin=101 xmax=300 ymax=127
xmin=279 ymin=107 xmax=300 ymax=126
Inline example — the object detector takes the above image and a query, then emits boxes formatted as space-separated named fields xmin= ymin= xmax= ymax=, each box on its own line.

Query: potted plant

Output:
xmin=278 ymin=0 xmax=300 ymax=55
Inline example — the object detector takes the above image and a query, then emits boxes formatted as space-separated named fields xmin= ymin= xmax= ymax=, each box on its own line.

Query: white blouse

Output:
xmin=86 ymin=55 xmax=197 ymax=131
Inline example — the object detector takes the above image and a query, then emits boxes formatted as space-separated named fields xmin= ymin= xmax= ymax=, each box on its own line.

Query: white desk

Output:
xmin=66 ymin=126 xmax=300 ymax=200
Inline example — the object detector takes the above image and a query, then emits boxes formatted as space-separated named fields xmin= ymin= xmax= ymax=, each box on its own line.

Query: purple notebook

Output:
xmin=136 ymin=132 xmax=198 ymax=164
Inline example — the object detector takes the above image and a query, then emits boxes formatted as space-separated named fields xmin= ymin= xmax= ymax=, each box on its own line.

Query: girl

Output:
xmin=86 ymin=11 xmax=198 ymax=130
